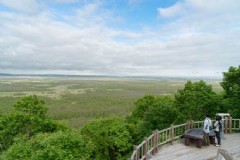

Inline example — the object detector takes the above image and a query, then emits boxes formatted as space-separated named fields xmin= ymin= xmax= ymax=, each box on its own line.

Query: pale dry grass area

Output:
xmin=0 ymin=77 xmax=223 ymax=128
xmin=0 ymin=79 xmax=91 ymax=99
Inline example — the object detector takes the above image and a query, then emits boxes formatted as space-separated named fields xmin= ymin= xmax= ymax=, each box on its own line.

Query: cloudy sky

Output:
xmin=0 ymin=0 xmax=239 ymax=77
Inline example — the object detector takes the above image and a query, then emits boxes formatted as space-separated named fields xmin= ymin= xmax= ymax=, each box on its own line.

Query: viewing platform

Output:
xmin=129 ymin=117 xmax=240 ymax=160
xmin=150 ymin=133 xmax=240 ymax=160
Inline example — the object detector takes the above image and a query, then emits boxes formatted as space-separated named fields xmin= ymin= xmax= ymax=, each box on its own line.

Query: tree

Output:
xmin=126 ymin=95 xmax=182 ymax=144
xmin=220 ymin=65 xmax=240 ymax=117
xmin=80 ymin=117 xmax=132 ymax=160
xmin=175 ymin=80 xmax=217 ymax=121
xmin=0 ymin=131 xmax=94 ymax=160
xmin=0 ymin=95 xmax=65 ymax=151
xmin=129 ymin=95 xmax=157 ymax=121
xmin=14 ymin=95 xmax=48 ymax=116
xmin=141 ymin=96 xmax=180 ymax=132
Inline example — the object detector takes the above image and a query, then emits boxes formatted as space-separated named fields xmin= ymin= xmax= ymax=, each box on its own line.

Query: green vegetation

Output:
xmin=125 ymin=95 xmax=182 ymax=144
xmin=0 ymin=95 xmax=66 ymax=151
xmin=221 ymin=65 xmax=240 ymax=117
xmin=0 ymin=65 xmax=239 ymax=159
xmin=175 ymin=80 xmax=218 ymax=120
xmin=1 ymin=131 xmax=94 ymax=160
xmin=0 ymin=78 xmax=222 ymax=128
xmin=81 ymin=117 xmax=132 ymax=160
xmin=125 ymin=65 xmax=240 ymax=145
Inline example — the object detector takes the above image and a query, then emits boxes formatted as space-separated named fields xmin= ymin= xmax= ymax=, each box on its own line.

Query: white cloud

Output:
xmin=0 ymin=0 xmax=40 ymax=13
xmin=52 ymin=0 xmax=79 ymax=4
xmin=0 ymin=0 xmax=239 ymax=77
xmin=158 ymin=2 xmax=185 ymax=18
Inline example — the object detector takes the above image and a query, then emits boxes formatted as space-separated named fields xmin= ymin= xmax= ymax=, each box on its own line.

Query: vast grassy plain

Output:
xmin=0 ymin=76 xmax=223 ymax=128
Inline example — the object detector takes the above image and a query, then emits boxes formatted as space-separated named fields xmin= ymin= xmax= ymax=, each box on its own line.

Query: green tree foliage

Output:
xmin=126 ymin=95 xmax=182 ymax=144
xmin=221 ymin=65 xmax=240 ymax=117
xmin=141 ymin=96 xmax=180 ymax=133
xmin=14 ymin=95 xmax=48 ymax=116
xmin=175 ymin=80 xmax=217 ymax=121
xmin=0 ymin=131 xmax=94 ymax=160
xmin=129 ymin=95 xmax=157 ymax=121
xmin=125 ymin=95 xmax=156 ymax=144
xmin=0 ymin=95 xmax=65 ymax=151
xmin=80 ymin=117 xmax=132 ymax=160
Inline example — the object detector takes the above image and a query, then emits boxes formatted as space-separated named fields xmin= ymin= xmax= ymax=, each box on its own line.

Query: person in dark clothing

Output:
xmin=214 ymin=115 xmax=222 ymax=147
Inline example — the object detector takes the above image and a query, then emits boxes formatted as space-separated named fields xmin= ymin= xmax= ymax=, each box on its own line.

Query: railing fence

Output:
xmin=129 ymin=117 xmax=240 ymax=160
xmin=216 ymin=148 xmax=234 ymax=160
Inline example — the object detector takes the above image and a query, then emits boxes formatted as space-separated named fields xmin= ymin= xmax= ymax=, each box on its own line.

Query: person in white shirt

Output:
xmin=203 ymin=114 xmax=212 ymax=146
xmin=214 ymin=115 xmax=222 ymax=147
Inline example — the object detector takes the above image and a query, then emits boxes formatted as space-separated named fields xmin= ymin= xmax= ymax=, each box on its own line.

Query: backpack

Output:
xmin=218 ymin=121 xmax=222 ymax=131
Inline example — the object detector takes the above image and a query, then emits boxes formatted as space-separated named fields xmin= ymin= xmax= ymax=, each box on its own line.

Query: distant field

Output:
xmin=0 ymin=77 xmax=223 ymax=128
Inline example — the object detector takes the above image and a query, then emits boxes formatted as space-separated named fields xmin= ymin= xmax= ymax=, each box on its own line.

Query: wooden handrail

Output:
xmin=129 ymin=118 xmax=240 ymax=160
xmin=216 ymin=148 xmax=233 ymax=160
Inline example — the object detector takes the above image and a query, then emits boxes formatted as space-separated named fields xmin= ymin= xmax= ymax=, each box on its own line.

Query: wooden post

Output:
xmin=151 ymin=130 xmax=158 ymax=155
xmin=229 ymin=116 xmax=232 ymax=134
xmin=134 ymin=145 xmax=138 ymax=160
xmin=151 ymin=131 xmax=156 ymax=155
xmin=154 ymin=130 xmax=158 ymax=154
xmin=224 ymin=117 xmax=229 ymax=134
xmin=170 ymin=124 xmax=174 ymax=145
xmin=143 ymin=137 xmax=148 ymax=160
xmin=190 ymin=120 xmax=194 ymax=129
xmin=189 ymin=121 xmax=192 ymax=129
xmin=239 ymin=119 xmax=240 ymax=131
xmin=186 ymin=121 xmax=190 ymax=130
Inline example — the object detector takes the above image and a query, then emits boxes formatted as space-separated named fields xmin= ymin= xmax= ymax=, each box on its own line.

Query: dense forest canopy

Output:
xmin=0 ymin=65 xmax=239 ymax=159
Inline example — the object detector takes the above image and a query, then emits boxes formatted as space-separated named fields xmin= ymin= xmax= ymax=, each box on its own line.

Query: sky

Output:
xmin=0 ymin=0 xmax=240 ymax=78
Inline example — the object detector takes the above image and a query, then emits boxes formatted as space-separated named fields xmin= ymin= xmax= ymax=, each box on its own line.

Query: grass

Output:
xmin=0 ymin=77 xmax=223 ymax=128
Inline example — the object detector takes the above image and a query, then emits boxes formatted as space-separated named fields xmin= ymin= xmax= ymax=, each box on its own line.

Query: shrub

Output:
xmin=81 ymin=117 xmax=132 ymax=160
xmin=1 ymin=131 xmax=94 ymax=160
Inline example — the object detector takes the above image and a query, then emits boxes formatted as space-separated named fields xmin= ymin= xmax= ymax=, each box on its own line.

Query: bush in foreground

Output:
xmin=0 ymin=131 xmax=94 ymax=160
xmin=81 ymin=117 xmax=132 ymax=160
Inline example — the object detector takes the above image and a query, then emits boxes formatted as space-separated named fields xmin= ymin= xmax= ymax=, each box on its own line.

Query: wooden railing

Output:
xmin=129 ymin=117 xmax=240 ymax=160
xmin=216 ymin=148 xmax=234 ymax=160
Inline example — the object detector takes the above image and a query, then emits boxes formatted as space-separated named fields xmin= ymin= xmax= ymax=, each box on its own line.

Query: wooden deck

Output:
xmin=150 ymin=133 xmax=240 ymax=160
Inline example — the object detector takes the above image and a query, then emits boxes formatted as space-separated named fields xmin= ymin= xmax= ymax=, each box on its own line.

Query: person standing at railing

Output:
xmin=214 ymin=115 xmax=222 ymax=147
xmin=203 ymin=114 xmax=212 ymax=146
